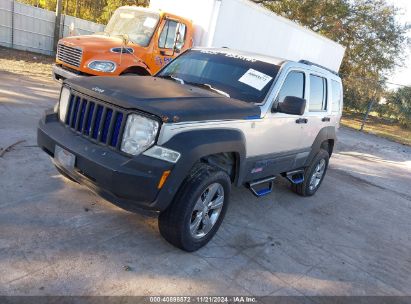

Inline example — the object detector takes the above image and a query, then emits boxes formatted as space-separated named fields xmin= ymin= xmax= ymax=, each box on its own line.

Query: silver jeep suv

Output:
xmin=38 ymin=48 xmax=343 ymax=251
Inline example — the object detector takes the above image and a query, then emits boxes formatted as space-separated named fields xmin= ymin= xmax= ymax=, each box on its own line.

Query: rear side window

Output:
xmin=309 ymin=75 xmax=327 ymax=111
xmin=276 ymin=71 xmax=305 ymax=104
xmin=331 ymin=80 xmax=342 ymax=113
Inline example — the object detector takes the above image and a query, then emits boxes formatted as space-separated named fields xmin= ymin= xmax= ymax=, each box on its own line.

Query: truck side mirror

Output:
xmin=275 ymin=96 xmax=306 ymax=116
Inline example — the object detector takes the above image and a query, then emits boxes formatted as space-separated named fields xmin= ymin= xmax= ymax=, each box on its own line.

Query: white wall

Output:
xmin=212 ymin=0 xmax=345 ymax=72
xmin=0 ymin=0 xmax=105 ymax=56
xmin=149 ymin=0 xmax=345 ymax=72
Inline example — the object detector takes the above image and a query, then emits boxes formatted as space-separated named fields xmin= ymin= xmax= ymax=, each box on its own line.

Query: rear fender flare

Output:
xmin=305 ymin=126 xmax=336 ymax=166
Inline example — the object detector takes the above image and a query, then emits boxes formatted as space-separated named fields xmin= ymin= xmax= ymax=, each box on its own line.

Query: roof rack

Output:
xmin=298 ymin=60 xmax=339 ymax=76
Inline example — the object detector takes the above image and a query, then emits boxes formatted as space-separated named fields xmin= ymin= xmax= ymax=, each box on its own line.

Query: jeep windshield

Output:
xmin=104 ymin=8 xmax=159 ymax=47
xmin=156 ymin=49 xmax=280 ymax=103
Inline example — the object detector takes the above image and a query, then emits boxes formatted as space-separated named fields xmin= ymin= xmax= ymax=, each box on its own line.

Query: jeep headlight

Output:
xmin=59 ymin=86 xmax=71 ymax=122
xmin=121 ymin=114 xmax=159 ymax=155
xmin=88 ymin=60 xmax=116 ymax=72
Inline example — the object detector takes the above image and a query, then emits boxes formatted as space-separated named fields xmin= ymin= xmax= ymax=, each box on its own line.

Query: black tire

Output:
xmin=291 ymin=149 xmax=329 ymax=197
xmin=158 ymin=163 xmax=231 ymax=252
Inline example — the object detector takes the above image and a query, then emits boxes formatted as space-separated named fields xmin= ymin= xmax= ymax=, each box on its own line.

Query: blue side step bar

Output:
xmin=247 ymin=176 xmax=276 ymax=198
xmin=285 ymin=170 xmax=305 ymax=184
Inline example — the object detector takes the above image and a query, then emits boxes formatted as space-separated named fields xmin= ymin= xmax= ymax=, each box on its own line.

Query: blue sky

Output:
xmin=388 ymin=0 xmax=411 ymax=87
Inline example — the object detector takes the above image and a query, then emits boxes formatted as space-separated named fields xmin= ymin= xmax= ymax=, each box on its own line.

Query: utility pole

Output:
xmin=75 ymin=0 xmax=79 ymax=18
xmin=11 ymin=0 xmax=15 ymax=48
xmin=360 ymin=97 xmax=375 ymax=132
xmin=53 ymin=0 xmax=63 ymax=53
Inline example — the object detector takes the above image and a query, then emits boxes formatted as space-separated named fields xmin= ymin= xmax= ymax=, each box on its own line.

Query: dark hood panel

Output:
xmin=66 ymin=76 xmax=261 ymax=122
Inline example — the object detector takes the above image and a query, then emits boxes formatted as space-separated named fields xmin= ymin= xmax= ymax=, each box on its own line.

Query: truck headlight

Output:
xmin=121 ymin=114 xmax=159 ymax=155
xmin=59 ymin=86 xmax=71 ymax=122
xmin=88 ymin=60 xmax=116 ymax=72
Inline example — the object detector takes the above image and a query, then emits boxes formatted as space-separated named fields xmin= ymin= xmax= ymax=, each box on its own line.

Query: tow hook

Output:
xmin=247 ymin=176 xmax=276 ymax=197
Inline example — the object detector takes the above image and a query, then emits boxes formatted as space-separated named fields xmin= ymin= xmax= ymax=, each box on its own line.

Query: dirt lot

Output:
xmin=0 ymin=46 xmax=54 ymax=80
xmin=0 ymin=70 xmax=411 ymax=297
xmin=341 ymin=111 xmax=411 ymax=146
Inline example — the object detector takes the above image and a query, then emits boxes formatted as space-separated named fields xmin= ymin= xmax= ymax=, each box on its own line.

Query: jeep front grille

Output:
xmin=64 ymin=92 xmax=126 ymax=149
xmin=57 ymin=44 xmax=83 ymax=67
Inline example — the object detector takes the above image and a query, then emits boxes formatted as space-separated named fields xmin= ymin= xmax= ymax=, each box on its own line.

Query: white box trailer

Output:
xmin=149 ymin=0 xmax=345 ymax=72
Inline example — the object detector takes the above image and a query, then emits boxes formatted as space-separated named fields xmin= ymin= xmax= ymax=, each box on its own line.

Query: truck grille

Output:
xmin=57 ymin=44 xmax=83 ymax=67
xmin=64 ymin=92 xmax=126 ymax=149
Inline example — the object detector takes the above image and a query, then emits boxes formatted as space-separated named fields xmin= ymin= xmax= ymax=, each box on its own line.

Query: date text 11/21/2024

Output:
xmin=149 ymin=296 xmax=257 ymax=303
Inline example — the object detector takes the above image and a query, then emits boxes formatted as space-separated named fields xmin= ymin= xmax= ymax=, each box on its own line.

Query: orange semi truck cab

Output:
xmin=53 ymin=6 xmax=194 ymax=81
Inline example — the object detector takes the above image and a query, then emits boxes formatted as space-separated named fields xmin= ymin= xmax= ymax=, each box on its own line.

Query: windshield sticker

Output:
xmin=238 ymin=69 xmax=273 ymax=91
xmin=143 ymin=17 xmax=157 ymax=28
xmin=120 ymin=12 xmax=134 ymax=19
xmin=199 ymin=50 xmax=257 ymax=62
xmin=224 ymin=53 xmax=257 ymax=62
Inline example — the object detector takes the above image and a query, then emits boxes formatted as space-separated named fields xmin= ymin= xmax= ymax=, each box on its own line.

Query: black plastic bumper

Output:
xmin=37 ymin=114 xmax=175 ymax=212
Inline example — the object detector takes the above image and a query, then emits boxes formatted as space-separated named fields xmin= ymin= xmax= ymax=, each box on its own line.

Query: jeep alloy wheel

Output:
xmin=309 ymin=158 xmax=326 ymax=191
xmin=158 ymin=163 xmax=231 ymax=252
xmin=190 ymin=183 xmax=225 ymax=239
xmin=291 ymin=149 xmax=330 ymax=197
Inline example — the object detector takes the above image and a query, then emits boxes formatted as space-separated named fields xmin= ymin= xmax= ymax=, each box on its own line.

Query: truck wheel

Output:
xmin=158 ymin=163 xmax=231 ymax=252
xmin=291 ymin=149 xmax=329 ymax=197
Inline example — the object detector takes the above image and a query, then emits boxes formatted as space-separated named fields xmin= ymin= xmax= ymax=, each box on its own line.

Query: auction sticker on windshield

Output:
xmin=239 ymin=68 xmax=273 ymax=91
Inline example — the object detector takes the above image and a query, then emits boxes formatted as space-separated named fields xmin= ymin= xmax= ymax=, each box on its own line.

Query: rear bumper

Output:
xmin=37 ymin=114 xmax=175 ymax=212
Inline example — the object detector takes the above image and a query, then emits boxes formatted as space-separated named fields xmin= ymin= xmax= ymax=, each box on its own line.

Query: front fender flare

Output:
xmin=153 ymin=128 xmax=246 ymax=210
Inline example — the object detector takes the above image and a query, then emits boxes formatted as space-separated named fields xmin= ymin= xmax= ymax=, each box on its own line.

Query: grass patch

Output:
xmin=341 ymin=111 xmax=411 ymax=146
xmin=0 ymin=46 xmax=54 ymax=81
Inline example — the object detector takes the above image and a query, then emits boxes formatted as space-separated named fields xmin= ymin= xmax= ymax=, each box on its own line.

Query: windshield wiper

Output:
xmin=186 ymin=82 xmax=230 ymax=98
xmin=158 ymin=75 xmax=185 ymax=85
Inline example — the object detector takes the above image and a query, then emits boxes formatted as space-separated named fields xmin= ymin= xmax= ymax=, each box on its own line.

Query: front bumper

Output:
xmin=52 ymin=64 xmax=86 ymax=82
xmin=37 ymin=114 xmax=175 ymax=212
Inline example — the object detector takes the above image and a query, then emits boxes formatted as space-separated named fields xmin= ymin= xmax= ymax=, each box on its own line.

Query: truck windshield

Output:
xmin=104 ymin=9 xmax=160 ymax=47
xmin=156 ymin=50 xmax=280 ymax=103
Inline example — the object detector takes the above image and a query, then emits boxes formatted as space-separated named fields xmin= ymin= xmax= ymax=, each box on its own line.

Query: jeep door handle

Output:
xmin=295 ymin=118 xmax=308 ymax=124
xmin=322 ymin=117 xmax=331 ymax=122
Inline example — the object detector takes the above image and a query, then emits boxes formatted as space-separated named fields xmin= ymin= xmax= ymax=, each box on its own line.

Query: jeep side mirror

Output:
xmin=276 ymin=96 xmax=306 ymax=116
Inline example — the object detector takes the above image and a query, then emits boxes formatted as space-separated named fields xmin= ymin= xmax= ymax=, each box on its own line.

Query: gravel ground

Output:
xmin=0 ymin=71 xmax=410 ymax=297
xmin=0 ymin=46 xmax=53 ymax=80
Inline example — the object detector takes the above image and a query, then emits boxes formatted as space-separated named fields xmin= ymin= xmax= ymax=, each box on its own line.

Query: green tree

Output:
xmin=386 ymin=87 xmax=411 ymax=127
xmin=253 ymin=0 xmax=409 ymax=112
xmin=17 ymin=0 xmax=147 ymax=23
xmin=99 ymin=0 xmax=148 ymax=24
xmin=18 ymin=0 xmax=57 ymax=10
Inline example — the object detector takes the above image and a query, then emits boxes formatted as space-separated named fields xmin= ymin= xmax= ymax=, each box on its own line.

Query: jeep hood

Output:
xmin=66 ymin=76 xmax=261 ymax=122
